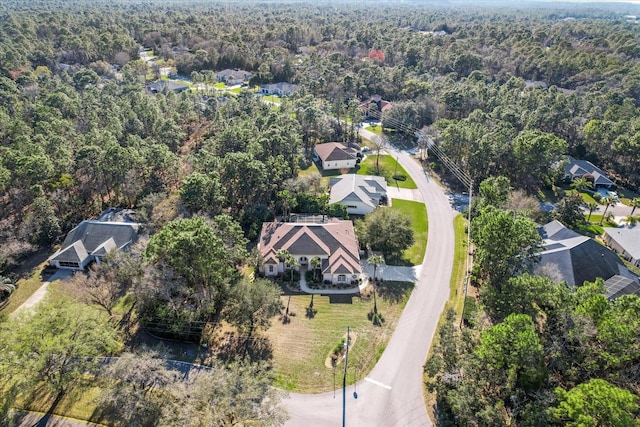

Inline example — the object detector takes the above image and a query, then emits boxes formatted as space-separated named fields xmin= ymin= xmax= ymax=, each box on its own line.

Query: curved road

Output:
xmin=284 ymin=142 xmax=457 ymax=426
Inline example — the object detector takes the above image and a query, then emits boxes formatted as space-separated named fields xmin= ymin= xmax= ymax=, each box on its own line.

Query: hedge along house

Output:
xmin=47 ymin=221 xmax=139 ymax=270
xmin=258 ymin=219 xmax=362 ymax=285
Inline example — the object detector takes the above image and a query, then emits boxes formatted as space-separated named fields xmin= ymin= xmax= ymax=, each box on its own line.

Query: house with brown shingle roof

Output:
xmin=314 ymin=142 xmax=358 ymax=171
xmin=358 ymin=94 xmax=392 ymax=119
xmin=258 ymin=219 xmax=362 ymax=284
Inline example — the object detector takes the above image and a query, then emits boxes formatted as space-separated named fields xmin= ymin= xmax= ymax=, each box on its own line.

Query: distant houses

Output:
xmin=359 ymin=94 xmax=392 ymax=119
xmin=216 ymin=69 xmax=252 ymax=86
xmin=147 ymin=80 xmax=189 ymax=94
xmin=260 ymin=82 xmax=299 ymax=96
xmin=258 ymin=219 xmax=362 ymax=284
xmin=329 ymin=174 xmax=388 ymax=216
xmin=314 ymin=142 xmax=358 ymax=171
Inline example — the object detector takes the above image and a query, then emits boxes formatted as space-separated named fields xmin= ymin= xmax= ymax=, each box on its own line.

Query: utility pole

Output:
xmin=342 ymin=327 xmax=350 ymax=427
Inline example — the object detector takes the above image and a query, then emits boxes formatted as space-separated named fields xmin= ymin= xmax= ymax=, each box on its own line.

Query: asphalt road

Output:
xmin=283 ymin=141 xmax=457 ymax=426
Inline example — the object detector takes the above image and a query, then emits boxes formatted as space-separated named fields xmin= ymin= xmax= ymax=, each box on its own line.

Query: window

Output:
xmin=268 ymin=265 xmax=274 ymax=273
xmin=338 ymin=275 xmax=346 ymax=282
xmin=58 ymin=261 xmax=79 ymax=268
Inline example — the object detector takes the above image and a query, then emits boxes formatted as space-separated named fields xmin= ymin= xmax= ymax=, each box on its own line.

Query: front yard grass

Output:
xmin=265 ymin=282 xmax=412 ymax=393
xmin=390 ymin=199 xmax=427 ymax=266
xmin=357 ymin=154 xmax=417 ymax=189
xmin=0 ymin=263 xmax=47 ymax=317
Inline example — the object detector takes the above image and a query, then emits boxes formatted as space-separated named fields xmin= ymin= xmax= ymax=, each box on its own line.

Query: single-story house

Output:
xmin=603 ymin=227 xmax=640 ymax=268
xmin=147 ymin=80 xmax=189 ymax=94
xmin=533 ymin=220 xmax=639 ymax=298
xmin=258 ymin=219 xmax=362 ymax=285
xmin=329 ymin=174 xmax=388 ymax=215
xmin=216 ymin=69 xmax=252 ymax=86
xmin=48 ymin=220 xmax=139 ymax=270
xmin=563 ymin=156 xmax=614 ymax=188
xmin=314 ymin=142 xmax=358 ymax=171
xmin=260 ymin=82 xmax=299 ymax=96
xmin=359 ymin=94 xmax=392 ymax=119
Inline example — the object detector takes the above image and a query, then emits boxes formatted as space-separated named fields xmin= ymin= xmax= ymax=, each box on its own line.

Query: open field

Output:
xmin=264 ymin=281 xmax=413 ymax=393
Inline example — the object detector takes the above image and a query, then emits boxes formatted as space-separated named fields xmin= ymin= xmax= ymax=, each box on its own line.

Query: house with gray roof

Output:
xmin=259 ymin=82 xmax=299 ymax=96
xmin=258 ymin=219 xmax=361 ymax=285
xmin=216 ymin=69 xmax=252 ymax=85
xmin=329 ymin=174 xmax=388 ymax=215
xmin=563 ymin=156 xmax=613 ymax=188
xmin=534 ymin=220 xmax=639 ymax=299
xmin=147 ymin=80 xmax=189 ymax=94
xmin=48 ymin=220 xmax=139 ymax=270
xmin=603 ymin=227 xmax=640 ymax=268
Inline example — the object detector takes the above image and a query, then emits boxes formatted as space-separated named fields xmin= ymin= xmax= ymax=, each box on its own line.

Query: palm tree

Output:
xmin=275 ymin=249 xmax=290 ymax=277
xmin=368 ymin=254 xmax=384 ymax=314
xmin=630 ymin=197 xmax=640 ymax=216
xmin=585 ymin=201 xmax=599 ymax=222
xmin=287 ymin=254 xmax=299 ymax=285
xmin=571 ymin=177 xmax=592 ymax=192
xmin=625 ymin=215 xmax=638 ymax=228
xmin=310 ymin=256 xmax=321 ymax=281
xmin=600 ymin=195 xmax=616 ymax=225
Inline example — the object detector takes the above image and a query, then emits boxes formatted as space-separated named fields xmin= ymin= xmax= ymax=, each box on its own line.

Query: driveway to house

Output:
xmin=9 ymin=269 xmax=73 ymax=319
xmin=283 ymin=139 xmax=457 ymax=426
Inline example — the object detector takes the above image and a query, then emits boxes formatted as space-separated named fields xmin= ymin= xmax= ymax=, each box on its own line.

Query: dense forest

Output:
xmin=1 ymin=0 xmax=640 ymax=424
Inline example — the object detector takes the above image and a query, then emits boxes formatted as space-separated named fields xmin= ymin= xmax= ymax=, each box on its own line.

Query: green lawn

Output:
xmin=0 ymin=263 xmax=47 ymax=317
xmin=584 ymin=214 xmax=617 ymax=229
xmin=450 ymin=214 xmax=468 ymax=319
xmin=390 ymin=199 xmax=428 ymax=265
xmin=262 ymin=94 xmax=281 ymax=104
xmin=265 ymin=282 xmax=413 ymax=393
xmin=365 ymin=125 xmax=383 ymax=134
xmin=213 ymin=82 xmax=226 ymax=89
xmin=357 ymin=154 xmax=417 ymax=189
xmin=566 ymin=189 xmax=599 ymax=205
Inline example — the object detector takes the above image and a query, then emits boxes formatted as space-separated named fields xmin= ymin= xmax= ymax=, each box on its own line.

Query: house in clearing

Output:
xmin=258 ymin=219 xmax=362 ymax=285
xmin=602 ymin=227 xmax=640 ymax=268
xmin=533 ymin=220 xmax=639 ymax=298
xmin=260 ymin=82 xmax=299 ymax=96
xmin=563 ymin=156 xmax=614 ymax=188
xmin=329 ymin=174 xmax=388 ymax=216
xmin=47 ymin=218 xmax=139 ymax=270
xmin=314 ymin=142 xmax=358 ymax=171
xmin=216 ymin=69 xmax=252 ymax=85
xmin=358 ymin=94 xmax=392 ymax=119
xmin=147 ymin=80 xmax=189 ymax=94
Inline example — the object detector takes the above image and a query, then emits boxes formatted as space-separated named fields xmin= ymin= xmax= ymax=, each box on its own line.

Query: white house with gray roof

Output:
xmin=603 ymin=227 xmax=640 ymax=268
xmin=48 ymin=220 xmax=139 ymax=270
xmin=329 ymin=174 xmax=388 ymax=215
xmin=563 ymin=156 xmax=613 ymax=188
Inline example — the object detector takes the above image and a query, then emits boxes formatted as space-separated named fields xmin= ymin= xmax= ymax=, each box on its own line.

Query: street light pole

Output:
xmin=342 ymin=327 xmax=350 ymax=427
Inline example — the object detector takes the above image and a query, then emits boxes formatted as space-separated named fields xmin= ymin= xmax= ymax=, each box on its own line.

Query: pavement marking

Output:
xmin=365 ymin=377 xmax=392 ymax=390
